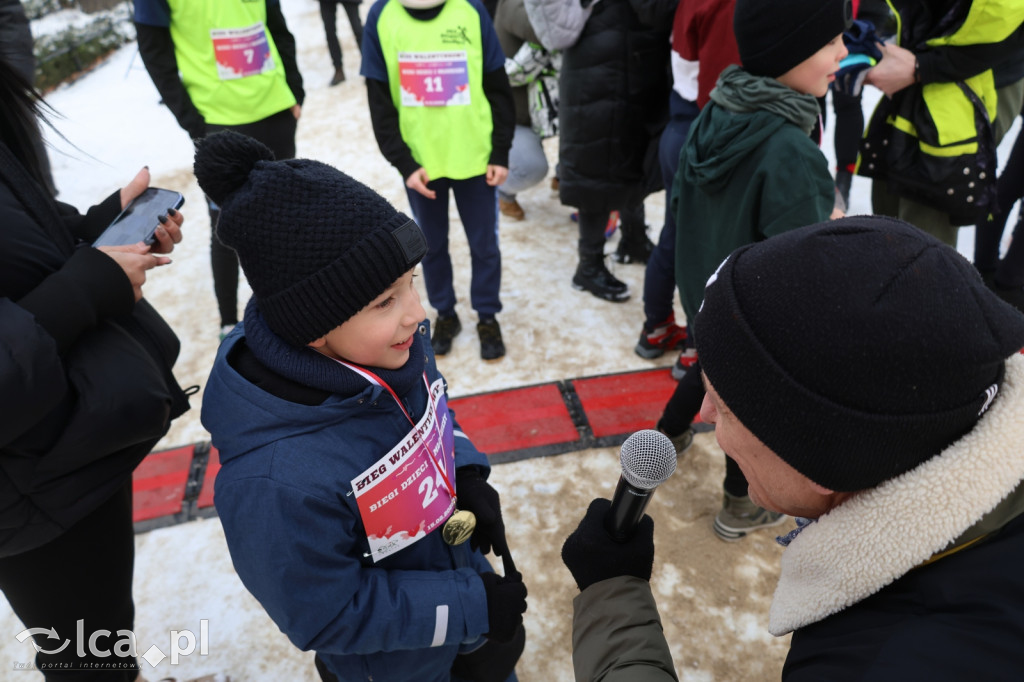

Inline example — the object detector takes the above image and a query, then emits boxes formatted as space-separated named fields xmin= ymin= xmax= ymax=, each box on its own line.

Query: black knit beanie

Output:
xmin=193 ymin=131 xmax=427 ymax=347
xmin=693 ymin=216 xmax=1024 ymax=492
xmin=734 ymin=0 xmax=853 ymax=78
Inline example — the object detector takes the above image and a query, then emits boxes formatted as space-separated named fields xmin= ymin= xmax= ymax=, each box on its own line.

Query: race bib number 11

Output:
xmin=398 ymin=51 xmax=471 ymax=107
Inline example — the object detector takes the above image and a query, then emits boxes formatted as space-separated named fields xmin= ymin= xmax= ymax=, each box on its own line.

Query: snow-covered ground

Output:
xmin=2 ymin=1 xmax=1020 ymax=680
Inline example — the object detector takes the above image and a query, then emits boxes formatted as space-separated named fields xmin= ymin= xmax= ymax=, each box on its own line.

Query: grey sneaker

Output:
xmin=713 ymin=492 xmax=787 ymax=542
xmin=655 ymin=421 xmax=694 ymax=455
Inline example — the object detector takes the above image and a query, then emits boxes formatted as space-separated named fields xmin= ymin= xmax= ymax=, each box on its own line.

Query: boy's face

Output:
xmin=776 ymin=33 xmax=849 ymax=98
xmin=308 ymin=268 xmax=425 ymax=370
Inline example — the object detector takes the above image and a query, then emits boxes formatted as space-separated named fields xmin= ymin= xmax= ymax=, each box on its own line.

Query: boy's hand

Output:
xmin=486 ymin=165 xmax=508 ymax=187
xmin=406 ymin=167 xmax=436 ymax=199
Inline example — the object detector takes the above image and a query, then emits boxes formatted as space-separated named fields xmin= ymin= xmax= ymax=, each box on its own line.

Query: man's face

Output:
xmin=699 ymin=374 xmax=848 ymax=518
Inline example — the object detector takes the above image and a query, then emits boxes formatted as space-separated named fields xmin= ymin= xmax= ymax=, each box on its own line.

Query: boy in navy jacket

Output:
xmin=195 ymin=131 xmax=525 ymax=682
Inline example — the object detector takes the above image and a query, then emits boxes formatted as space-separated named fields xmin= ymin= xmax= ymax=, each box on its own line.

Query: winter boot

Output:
xmin=572 ymin=249 xmax=629 ymax=302
xmin=635 ymin=314 xmax=688 ymax=358
xmin=613 ymin=221 xmax=654 ymax=264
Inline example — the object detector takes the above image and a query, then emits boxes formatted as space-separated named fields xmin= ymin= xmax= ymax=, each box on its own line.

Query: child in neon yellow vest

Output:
xmin=362 ymin=0 xmax=515 ymax=361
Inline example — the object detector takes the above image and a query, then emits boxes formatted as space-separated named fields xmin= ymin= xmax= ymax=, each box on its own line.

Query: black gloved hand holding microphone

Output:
xmin=561 ymin=430 xmax=677 ymax=591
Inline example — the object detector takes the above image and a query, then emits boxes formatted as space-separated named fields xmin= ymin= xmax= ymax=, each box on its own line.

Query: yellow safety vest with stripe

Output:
xmin=376 ymin=0 xmax=492 ymax=180
xmin=859 ymin=0 xmax=1024 ymax=223
xmin=166 ymin=0 xmax=296 ymax=126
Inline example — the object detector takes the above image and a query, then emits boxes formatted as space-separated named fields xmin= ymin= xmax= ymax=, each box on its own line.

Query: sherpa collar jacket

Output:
xmin=569 ymin=353 xmax=1024 ymax=681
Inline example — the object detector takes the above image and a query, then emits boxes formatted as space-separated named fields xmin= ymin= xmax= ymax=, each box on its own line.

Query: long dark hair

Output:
xmin=0 ymin=56 xmax=52 ymax=189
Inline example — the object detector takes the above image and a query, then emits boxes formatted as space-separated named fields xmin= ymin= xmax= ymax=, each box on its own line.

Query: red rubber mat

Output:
xmin=572 ymin=368 xmax=678 ymax=438
xmin=132 ymin=444 xmax=194 ymax=522
xmin=450 ymin=383 xmax=578 ymax=455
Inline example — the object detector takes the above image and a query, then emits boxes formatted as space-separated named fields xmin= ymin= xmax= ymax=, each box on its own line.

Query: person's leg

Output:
xmin=0 ymin=481 xmax=137 ymax=681
xmin=638 ymin=107 xmax=697 ymax=357
xmin=574 ymin=207 xmax=629 ymax=302
xmin=832 ymin=88 xmax=864 ymax=206
xmin=319 ymin=0 xmax=342 ymax=68
xmin=498 ymin=125 xmax=548 ymax=210
xmin=451 ymin=175 xmax=503 ymax=318
xmin=614 ymin=202 xmax=653 ymax=264
xmin=206 ymin=199 xmax=239 ymax=329
xmin=206 ymin=112 xmax=297 ymax=331
xmin=976 ymin=115 xmax=1024 ymax=277
xmin=342 ymin=1 xmax=364 ymax=51
xmin=406 ymin=178 xmax=457 ymax=316
xmin=872 ymin=179 xmax=959 ymax=246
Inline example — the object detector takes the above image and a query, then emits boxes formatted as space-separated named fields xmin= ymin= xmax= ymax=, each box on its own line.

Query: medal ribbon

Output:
xmin=329 ymin=357 xmax=457 ymax=500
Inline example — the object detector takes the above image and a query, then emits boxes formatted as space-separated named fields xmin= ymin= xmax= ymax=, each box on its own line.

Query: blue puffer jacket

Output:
xmin=202 ymin=314 xmax=493 ymax=682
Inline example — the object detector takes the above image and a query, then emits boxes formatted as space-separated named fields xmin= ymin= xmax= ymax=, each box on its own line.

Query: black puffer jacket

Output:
xmin=0 ymin=143 xmax=189 ymax=557
xmin=557 ymin=0 xmax=675 ymax=211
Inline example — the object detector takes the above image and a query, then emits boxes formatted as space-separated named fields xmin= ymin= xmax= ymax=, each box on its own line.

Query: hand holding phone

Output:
xmin=93 ymin=187 xmax=185 ymax=247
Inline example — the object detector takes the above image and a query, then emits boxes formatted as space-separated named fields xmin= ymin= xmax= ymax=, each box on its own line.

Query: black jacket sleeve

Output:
xmin=917 ymin=22 xmax=1024 ymax=85
xmin=483 ymin=68 xmax=515 ymax=168
xmin=366 ymin=78 xmax=421 ymax=179
xmin=134 ymin=22 xmax=207 ymax=139
xmin=266 ymin=1 xmax=305 ymax=106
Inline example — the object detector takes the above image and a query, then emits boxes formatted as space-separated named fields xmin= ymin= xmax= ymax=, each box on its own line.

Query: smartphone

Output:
xmin=93 ymin=187 xmax=185 ymax=247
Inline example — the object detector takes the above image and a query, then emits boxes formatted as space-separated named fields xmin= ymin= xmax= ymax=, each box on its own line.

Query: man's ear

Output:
xmin=307 ymin=336 xmax=326 ymax=350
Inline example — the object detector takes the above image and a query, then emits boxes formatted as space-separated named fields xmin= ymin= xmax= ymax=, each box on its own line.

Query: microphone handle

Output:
xmin=604 ymin=475 xmax=654 ymax=543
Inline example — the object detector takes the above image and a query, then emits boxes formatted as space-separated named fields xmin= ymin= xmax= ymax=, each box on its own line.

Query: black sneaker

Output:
xmin=431 ymin=313 xmax=461 ymax=355
xmin=572 ymin=257 xmax=630 ymax=302
xmin=477 ymin=319 xmax=506 ymax=360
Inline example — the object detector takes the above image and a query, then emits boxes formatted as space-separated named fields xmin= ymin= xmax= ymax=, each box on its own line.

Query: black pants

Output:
xmin=319 ymin=0 xmax=364 ymax=68
xmin=576 ymin=203 xmax=643 ymax=254
xmin=975 ymin=112 xmax=1024 ymax=288
xmin=206 ymin=108 xmax=298 ymax=326
xmin=658 ymin=358 xmax=749 ymax=498
xmin=0 ymin=481 xmax=137 ymax=681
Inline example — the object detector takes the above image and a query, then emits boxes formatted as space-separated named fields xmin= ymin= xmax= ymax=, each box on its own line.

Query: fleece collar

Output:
xmin=769 ymin=353 xmax=1024 ymax=635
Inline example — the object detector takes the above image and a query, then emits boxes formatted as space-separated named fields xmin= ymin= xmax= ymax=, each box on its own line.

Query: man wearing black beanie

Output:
xmin=561 ymin=216 xmax=1024 ymax=679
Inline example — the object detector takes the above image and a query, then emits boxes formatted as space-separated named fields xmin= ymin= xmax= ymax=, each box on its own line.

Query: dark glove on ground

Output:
xmin=456 ymin=466 xmax=509 ymax=557
xmin=560 ymin=498 xmax=655 ymax=591
xmin=480 ymin=571 xmax=527 ymax=642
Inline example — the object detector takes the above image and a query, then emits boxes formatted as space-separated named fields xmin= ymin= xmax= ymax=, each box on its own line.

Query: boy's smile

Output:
xmin=308 ymin=269 xmax=426 ymax=370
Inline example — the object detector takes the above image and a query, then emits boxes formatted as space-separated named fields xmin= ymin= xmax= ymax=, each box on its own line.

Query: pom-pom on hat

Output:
xmin=193 ymin=131 xmax=427 ymax=347
xmin=734 ymin=0 xmax=853 ymax=78
xmin=693 ymin=216 xmax=1024 ymax=492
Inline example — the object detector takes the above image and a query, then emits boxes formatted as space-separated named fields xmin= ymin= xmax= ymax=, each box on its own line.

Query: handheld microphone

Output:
xmin=604 ymin=430 xmax=677 ymax=542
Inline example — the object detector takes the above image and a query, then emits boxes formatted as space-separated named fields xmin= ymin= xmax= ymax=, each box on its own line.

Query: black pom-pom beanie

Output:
xmin=193 ymin=131 xmax=427 ymax=347
xmin=693 ymin=216 xmax=1024 ymax=492
xmin=734 ymin=0 xmax=852 ymax=78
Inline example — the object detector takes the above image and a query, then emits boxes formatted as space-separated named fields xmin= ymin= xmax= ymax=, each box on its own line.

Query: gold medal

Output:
xmin=442 ymin=509 xmax=477 ymax=546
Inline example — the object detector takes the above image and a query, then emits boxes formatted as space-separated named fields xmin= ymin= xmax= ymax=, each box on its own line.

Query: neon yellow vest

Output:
xmin=883 ymin=0 xmax=1024 ymax=156
xmin=377 ymin=0 xmax=492 ymax=180
xmin=166 ymin=0 xmax=296 ymax=126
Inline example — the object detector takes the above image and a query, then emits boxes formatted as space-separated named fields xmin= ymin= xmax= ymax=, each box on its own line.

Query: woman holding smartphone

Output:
xmin=0 ymin=55 xmax=190 ymax=679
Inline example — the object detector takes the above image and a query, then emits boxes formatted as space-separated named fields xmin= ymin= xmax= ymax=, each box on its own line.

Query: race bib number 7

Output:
xmin=211 ymin=23 xmax=276 ymax=80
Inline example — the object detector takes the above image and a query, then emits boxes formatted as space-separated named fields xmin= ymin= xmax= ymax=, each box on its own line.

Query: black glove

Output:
xmin=480 ymin=571 xmax=527 ymax=642
xmin=560 ymin=498 xmax=655 ymax=591
xmin=456 ymin=466 xmax=509 ymax=557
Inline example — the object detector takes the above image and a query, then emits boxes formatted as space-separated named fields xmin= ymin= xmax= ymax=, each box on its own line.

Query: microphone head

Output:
xmin=620 ymin=429 xmax=678 ymax=490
